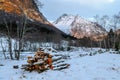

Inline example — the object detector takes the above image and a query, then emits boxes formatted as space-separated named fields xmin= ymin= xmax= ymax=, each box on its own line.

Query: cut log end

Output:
xmin=13 ymin=65 xmax=19 ymax=69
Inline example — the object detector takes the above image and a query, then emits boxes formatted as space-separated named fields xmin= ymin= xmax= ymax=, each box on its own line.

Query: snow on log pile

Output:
xmin=21 ymin=48 xmax=70 ymax=73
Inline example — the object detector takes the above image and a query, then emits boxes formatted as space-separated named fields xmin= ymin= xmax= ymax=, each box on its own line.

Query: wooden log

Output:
xmin=53 ymin=65 xmax=69 ymax=70
xmin=52 ymin=57 xmax=62 ymax=62
xmin=27 ymin=59 xmax=34 ymax=64
xmin=21 ymin=50 xmax=70 ymax=72
xmin=13 ymin=65 xmax=19 ymax=69
xmin=53 ymin=64 xmax=70 ymax=70
xmin=37 ymin=68 xmax=48 ymax=73
xmin=54 ymin=63 xmax=69 ymax=68
xmin=34 ymin=61 xmax=44 ymax=65
xmin=53 ymin=54 xmax=63 ymax=56
xmin=34 ymin=65 xmax=39 ymax=70
xmin=22 ymin=64 xmax=29 ymax=66
xmin=22 ymin=62 xmax=45 ymax=70
xmin=53 ymin=60 xmax=64 ymax=65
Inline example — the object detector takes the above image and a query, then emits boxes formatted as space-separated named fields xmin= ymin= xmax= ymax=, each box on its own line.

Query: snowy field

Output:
xmin=0 ymin=48 xmax=120 ymax=80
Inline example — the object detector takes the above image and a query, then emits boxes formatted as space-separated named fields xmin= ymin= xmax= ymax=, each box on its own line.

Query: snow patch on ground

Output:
xmin=0 ymin=48 xmax=120 ymax=80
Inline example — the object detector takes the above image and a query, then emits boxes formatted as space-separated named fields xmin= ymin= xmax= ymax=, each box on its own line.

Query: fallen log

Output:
xmin=52 ymin=57 xmax=62 ymax=62
xmin=53 ymin=60 xmax=64 ymax=65
xmin=54 ymin=63 xmax=69 ymax=68
xmin=34 ymin=61 xmax=44 ymax=65
xmin=54 ymin=64 xmax=70 ymax=70
xmin=22 ymin=61 xmax=44 ymax=68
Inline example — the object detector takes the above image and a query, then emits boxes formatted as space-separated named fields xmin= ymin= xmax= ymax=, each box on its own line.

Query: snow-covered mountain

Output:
xmin=53 ymin=14 xmax=75 ymax=34
xmin=53 ymin=14 xmax=107 ymax=41
xmin=88 ymin=18 xmax=120 ymax=31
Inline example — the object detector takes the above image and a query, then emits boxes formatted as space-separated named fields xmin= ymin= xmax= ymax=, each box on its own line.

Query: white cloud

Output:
xmin=63 ymin=0 xmax=115 ymax=3
xmin=109 ymin=0 xmax=115 ymax=3
xmin=60 ymin=0 xmax=115 ymax=6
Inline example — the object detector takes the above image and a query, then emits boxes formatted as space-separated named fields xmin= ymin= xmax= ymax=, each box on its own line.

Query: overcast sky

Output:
xmin=40 ymin=0 xmax=120 ymax=21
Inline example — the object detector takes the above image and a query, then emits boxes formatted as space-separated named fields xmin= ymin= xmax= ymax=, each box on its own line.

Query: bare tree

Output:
xmin=110 ymin=12 xmax=120 ymax=50
xmin=1 ymin=0 xmax=43 ymax=60
xmin=15 ymin=16 xmax=26 ymax=60
xmin=14 ymin=0 xmax=43 ymax=60
xmin=3 ymin=18 xmax=13 ymax=60
xmin=0 ymin=39 xmax=7 ymax=59
xmin=100 ymin=15 xmax=109 ymax=49
xmin=13 ymin=40 xmax=18 ymax=59
xmin=15 ymin=10 xmax=28 ymax=60
xmin=1 ymin=2 xmax=14 ymax=60
xmin=94 ymin=15 xmax=102 ymax=49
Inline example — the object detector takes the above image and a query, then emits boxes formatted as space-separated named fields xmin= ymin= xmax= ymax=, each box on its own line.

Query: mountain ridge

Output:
xmin=53 ymin=14 xmax=107 ymax=41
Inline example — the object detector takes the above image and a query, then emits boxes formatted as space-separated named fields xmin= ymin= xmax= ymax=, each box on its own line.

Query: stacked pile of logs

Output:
xmin=21 ymin=48 xmax=70 ymax=73
xmin=22 ymin=48 xmax=53 ymax=73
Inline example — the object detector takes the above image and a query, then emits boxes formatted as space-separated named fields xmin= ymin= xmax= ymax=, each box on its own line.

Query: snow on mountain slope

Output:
xmin=53 ymin=14 xmax=107 ymax=41
xmin=0 ymin=48 xmax=120 ymax=80
xmin=53 ymin=14 xmax=75 ymax=34
xmin=88 ymin=18 xmax=120 ymax=31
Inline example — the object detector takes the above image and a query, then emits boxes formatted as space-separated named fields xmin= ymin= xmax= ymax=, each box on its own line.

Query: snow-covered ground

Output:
xmin=0 ymin=48 xmax=120 ymax=80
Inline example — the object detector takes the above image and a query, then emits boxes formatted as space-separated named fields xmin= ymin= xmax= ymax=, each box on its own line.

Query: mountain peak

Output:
xmin=54 ymin=14 xmax=73 ymax=24
xmin=61 ymin=13 xmax=68 ymax=17
xmin=53 ymin=14 xmax=107 ymax=41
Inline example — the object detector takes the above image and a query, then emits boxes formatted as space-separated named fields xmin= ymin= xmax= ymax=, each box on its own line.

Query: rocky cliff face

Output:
xmin=0 ymin=0 xmax=67 ymax=42
xmin=53 ymin=14 xmax=107 ymax=41
xmin=0 ymin=0 xmax=49 ymax=24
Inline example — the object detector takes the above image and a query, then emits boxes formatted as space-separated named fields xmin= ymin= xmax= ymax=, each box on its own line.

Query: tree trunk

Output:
xmin=0 ymin=39 xmax=7 ymax=59
xmin=8 ymin=37 xmax=13 ymax=60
